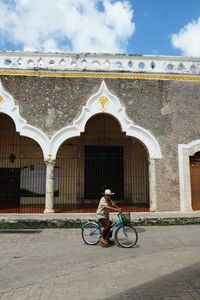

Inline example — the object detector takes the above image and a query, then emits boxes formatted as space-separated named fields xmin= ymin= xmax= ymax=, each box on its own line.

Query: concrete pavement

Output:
xmin=0 ymin=225 xmax=199 ymax=299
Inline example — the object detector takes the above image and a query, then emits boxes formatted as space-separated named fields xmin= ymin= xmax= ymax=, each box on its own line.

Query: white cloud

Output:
xmin=0 ymin=0 xmax=135 ymax=53
xmin=171 ymin=17 xmax=200 ymax=57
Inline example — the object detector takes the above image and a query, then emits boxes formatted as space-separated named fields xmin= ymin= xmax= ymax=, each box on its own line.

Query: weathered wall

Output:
xmin=1 ymin=75 xmax=200 ymax=211
xmin=1 ymin=76 xmax=101 ymax=136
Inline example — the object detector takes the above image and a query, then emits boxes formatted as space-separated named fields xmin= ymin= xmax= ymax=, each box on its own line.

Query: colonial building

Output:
xmin=0 ymin=51 xmax=200 ymax=214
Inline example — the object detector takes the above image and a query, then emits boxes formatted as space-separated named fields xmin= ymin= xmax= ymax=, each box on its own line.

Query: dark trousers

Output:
xmin=99 ymin=218 xmax=112 ymax=241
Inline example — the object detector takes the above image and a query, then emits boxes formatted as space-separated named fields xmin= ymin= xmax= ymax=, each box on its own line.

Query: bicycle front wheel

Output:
xmin=115 ymin=225 xmax=138 ymax=248
xmin=82 ymin=223 xmax=101 ymax=245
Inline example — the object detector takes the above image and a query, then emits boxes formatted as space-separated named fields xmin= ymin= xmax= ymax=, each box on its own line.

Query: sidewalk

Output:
xmin=0 ymin=211 xmax=200 ymax=227
xmin=0 ymin=225 xmax=199 ymax=299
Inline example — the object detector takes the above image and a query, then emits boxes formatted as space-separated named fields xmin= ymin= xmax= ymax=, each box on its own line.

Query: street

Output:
xmin=0 ymin=225 xmax=199 ymax=299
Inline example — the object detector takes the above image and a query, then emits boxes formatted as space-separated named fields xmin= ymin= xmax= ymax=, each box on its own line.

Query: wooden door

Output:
xmin=190 ymin=159 xmax=200 ymax=210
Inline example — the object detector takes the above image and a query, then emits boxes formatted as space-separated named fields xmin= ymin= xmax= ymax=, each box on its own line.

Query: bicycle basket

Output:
xmin=121 ymin=212 xmax=130 ymax=224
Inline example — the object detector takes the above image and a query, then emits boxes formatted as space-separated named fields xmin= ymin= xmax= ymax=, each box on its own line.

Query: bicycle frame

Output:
xmin=109 ymin=217 xmax=123 ymax=232
xmin=82 ymin=213 xmax=126 ymax=238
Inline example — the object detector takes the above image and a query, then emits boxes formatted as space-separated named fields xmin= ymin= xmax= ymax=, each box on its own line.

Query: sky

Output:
xmin=0 ymin=0 xmax=200 ymax=57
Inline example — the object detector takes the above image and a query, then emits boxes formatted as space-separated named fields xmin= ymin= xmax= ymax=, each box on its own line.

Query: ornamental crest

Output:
xmin=98 ymin=96 xmax=109 ymax=112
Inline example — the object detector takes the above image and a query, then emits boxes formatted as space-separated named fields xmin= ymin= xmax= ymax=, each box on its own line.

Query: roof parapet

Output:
xmin=0 ymin=51 xmax=200 ymax=75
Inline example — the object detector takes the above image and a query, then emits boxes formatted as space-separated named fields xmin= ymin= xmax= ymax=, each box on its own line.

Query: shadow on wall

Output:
xmin=104 ymin=262 xmax=200 ymax=300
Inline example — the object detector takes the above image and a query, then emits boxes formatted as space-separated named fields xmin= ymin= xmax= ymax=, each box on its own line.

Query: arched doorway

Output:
xmin=190 ymin=152 xmax=200 ymax=210
xmin=55 ymin=113 xmax=149 ymax=212
xmin=0 ymin=113 xmax=46 ymax=213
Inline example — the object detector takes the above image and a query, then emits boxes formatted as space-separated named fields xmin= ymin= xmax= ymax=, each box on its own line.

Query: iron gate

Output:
xmin=55 ymin=150 xmax=149 ymax=213
xmin=84 ymin=146 xmax=124 ymax=199
xmin=0 ymin=158 xmax=46 ymax=213
xmin=0 ymin=114 xmax=46 ymax=213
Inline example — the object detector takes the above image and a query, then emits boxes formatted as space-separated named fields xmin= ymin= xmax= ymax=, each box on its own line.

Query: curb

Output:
xmin=0 ymin=212 xmax=200 ymax=228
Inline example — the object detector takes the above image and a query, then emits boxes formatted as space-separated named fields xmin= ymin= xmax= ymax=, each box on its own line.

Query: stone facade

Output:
xmin=0 ymin=51 xmax=200 ymax=213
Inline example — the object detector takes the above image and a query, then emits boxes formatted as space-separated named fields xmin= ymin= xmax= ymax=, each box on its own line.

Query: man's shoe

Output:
xmin=100 ymin=237 xmax=108 ymax=245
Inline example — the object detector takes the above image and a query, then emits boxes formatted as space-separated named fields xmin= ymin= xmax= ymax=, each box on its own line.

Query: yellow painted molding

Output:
xmin=0 ymin=70 xmax=200 ymax=81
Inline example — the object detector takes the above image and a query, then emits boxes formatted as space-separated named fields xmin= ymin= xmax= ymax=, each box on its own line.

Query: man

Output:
xmin=96 ymin=189 xmax=121 ymax=245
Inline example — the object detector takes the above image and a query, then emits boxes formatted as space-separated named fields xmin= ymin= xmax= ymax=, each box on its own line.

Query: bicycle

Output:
xmin=81 ymin=212 xmax=138 ymax=248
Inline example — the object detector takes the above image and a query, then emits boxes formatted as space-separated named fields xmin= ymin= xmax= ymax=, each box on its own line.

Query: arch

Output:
xmin=84 ymin=113 xmax=122 ymax=133
xmin=0 ymin=113 xmax=46 ymax=213
xmin=0 ymin=79 xmax=50 ymax=159
xmin=0 ymin=113 xmax=16 ymax=131
xmin=50 ymin=81 xmax=162 ymax=159
xmin=55 ymin=113 xmax=150 ymax=212
xmin=178 ymin=140 xmax=200 ymax=211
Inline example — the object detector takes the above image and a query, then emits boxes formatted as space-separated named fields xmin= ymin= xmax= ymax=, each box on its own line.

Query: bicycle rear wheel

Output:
xmin=115 ymin=225 xmax=138 ymax=248
xmin=82 ymin=223 xmax=101 ymax=245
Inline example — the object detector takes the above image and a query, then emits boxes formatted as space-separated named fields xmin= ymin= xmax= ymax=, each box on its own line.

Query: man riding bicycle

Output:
xmin=96 ymin=189 xmax=121 ymax=245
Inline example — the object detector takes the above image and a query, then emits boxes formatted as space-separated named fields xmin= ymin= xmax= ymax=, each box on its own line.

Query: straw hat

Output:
xmin=103 ymin=189 xmax=115 ymax=195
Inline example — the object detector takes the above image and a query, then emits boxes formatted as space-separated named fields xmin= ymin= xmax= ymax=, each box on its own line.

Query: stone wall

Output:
xmin=1 ymin=75 xmax=200 ymax=211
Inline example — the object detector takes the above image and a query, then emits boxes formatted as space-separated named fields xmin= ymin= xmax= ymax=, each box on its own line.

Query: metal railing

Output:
xmin=0 ymin=158 xmax=46 ymax=213
xmin=54 ymin=156 xmax=149 ymax=213
xmin=0 ymin=156 xmax=149 ymax=213
xmin=0 ymin=127 xmax=150 ymax=215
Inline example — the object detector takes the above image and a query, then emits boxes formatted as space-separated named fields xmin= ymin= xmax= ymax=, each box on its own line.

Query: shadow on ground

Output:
xmin=104 ymin=262 xmax=200 ymax=300
xmin=135 ymin=227 xmax=146 ymax=233
xmin=0 ymin=229 xmax=41 ymax=234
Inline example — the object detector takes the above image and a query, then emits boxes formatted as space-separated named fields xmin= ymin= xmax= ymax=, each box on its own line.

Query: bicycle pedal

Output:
xmin=101 ymin=243 xmax=109 ymax=247
xmin=108 ymin=240 xmax=115 ymax=245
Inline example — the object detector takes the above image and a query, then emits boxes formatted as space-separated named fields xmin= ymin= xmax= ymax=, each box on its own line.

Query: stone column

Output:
xmin=44 ymin=159 xmax=55 ymax=214
xmin=149 ymin=159 xmax=157 ymax=212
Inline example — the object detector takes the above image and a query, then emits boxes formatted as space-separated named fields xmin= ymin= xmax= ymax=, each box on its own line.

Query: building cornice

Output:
xmin=0 ymin=51 xmax=200 ymax=77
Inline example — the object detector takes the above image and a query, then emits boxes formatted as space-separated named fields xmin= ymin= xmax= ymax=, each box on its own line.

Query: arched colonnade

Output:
xmin=0 ymin=80 xmax=162 ymax=213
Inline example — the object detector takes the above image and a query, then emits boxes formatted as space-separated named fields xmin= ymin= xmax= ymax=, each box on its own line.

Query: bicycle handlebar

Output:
xmin=117 ymin=211 xmax=123 ymax=216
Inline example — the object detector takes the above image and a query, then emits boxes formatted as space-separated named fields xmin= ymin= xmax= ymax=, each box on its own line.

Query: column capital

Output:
xmin=44 ymin=158 xmax=56 ymax=165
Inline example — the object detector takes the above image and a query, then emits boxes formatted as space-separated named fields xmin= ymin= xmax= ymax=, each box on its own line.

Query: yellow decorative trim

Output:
xmin=48 ymin=154 xmax=53 ymax=158
xmin=0 ymin=95 xmax=3 ymax=103
xmin=98 ymin=96 xmax=109 ymax=112
xmin=0 ymin=70 xmax=200 ymax=81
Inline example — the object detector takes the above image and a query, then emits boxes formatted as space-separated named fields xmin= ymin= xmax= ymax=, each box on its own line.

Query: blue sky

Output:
xmin=0 ymin=0 xmax=200 ymax=57
xmin=129 ymin=0 xmax=200 ymax=56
